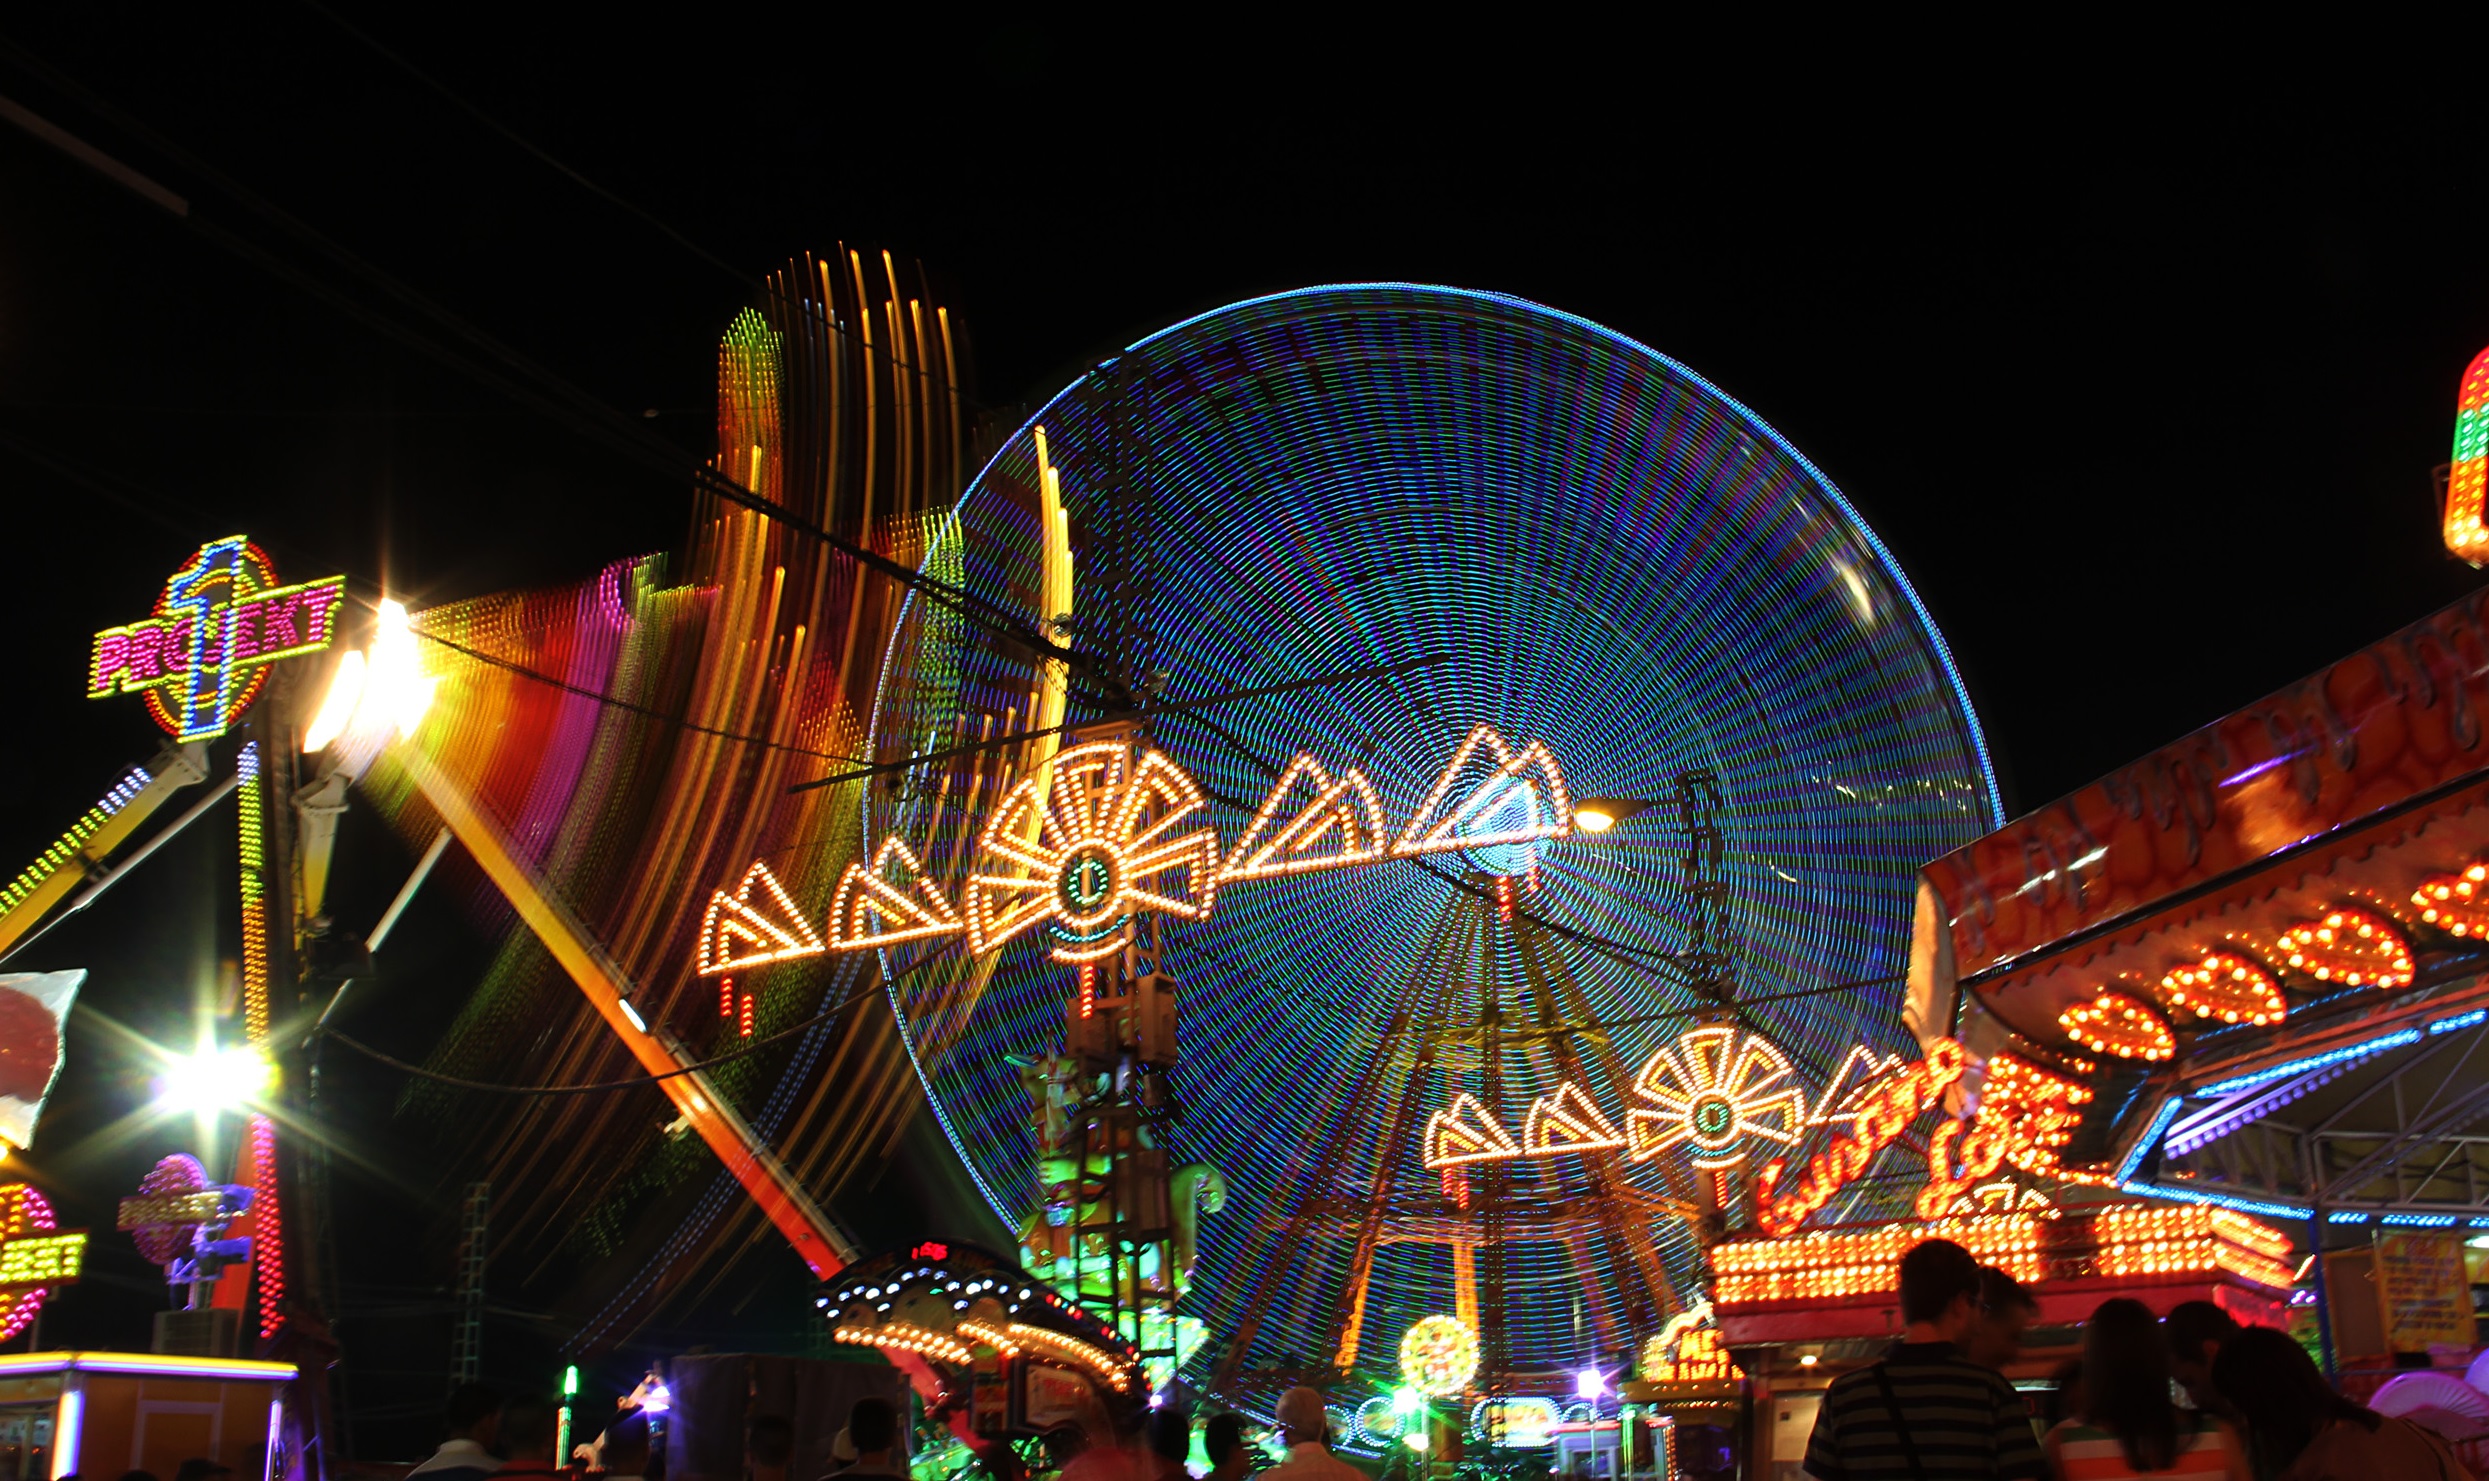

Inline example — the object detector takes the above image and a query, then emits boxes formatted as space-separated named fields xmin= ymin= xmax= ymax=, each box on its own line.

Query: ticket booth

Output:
xmin=0 ymin=1351 xmax=295 ymax=1480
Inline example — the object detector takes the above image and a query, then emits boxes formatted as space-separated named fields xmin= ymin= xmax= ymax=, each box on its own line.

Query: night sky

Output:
xmin=3 ymin=10 xmax=2487 ymax=1450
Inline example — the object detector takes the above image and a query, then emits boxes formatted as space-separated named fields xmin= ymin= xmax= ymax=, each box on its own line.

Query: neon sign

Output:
xmin=1753 ymin=1038 xmax=1966 ymax=1236
xmin=1915 ymin=1054 xmax=2091 ymax=1220
xmin=2444 ymin=343 xmax=2489 ymax=564
xmin=89 ymin=536 xmax=346 ymax=741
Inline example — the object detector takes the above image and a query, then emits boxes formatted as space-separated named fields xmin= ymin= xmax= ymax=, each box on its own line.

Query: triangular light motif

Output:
xmin=828 ymin=836 xmax=963 ymax=951
xmin=1422 ymin=1093 xmax=1522 ymax=1168
xmin=1391 ymin=724 xmax=1574 ymax=858
xmin=1219 ymin=754 xmax=1391 ymax=882
xmin=1523 ymin=1081 xmax=1626 ymax=1155
xmin=696 ymin=861 xmax=827 ymax=975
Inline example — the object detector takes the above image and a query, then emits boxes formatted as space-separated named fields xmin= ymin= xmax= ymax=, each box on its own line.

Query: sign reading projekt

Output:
xmin=2375 ymin=1230 xmax=2475 ymax=1353
xmin=88 ymin=535 xmax=346 ymax=742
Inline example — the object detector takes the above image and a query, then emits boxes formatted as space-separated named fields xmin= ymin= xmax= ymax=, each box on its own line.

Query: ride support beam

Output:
xmin=400 ymin=748 xmax=853 ymax=1279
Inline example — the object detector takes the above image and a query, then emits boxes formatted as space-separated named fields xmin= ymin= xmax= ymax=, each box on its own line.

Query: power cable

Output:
xmin=319 ymin=976 xmax=880 ymax=1095
xmin=290 ymin=0 xmax=757 ymax=290
xmin=0 ymin=42 xmax=1108 ymax=692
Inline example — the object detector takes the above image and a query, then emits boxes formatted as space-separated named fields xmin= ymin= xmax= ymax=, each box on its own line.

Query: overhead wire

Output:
xmin=0 ymin=36 xmax=1109 ymax=692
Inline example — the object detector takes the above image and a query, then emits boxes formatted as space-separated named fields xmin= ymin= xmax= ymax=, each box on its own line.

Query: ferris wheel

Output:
xmin=853 ymin=285 xmax=1998 ymax=1406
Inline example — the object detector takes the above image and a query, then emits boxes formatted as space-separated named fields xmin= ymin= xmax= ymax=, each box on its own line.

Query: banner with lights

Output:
xmin=692 ymin=723 xmax=1573 ymax=980
xmin=0 ymin=971 xmax=83 ymax=1151
xmin=0 ymin=1184 xmax=84 ymax=1339
xmin=88 ymin=536 xmax=346 ymax=742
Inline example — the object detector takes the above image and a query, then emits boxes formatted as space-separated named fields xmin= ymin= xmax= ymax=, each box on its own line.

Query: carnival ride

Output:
xmin=839 ymin=284 xmax=2004 ymax=1427
xmin=0 ymin=271 xmax=2005 ymax=1466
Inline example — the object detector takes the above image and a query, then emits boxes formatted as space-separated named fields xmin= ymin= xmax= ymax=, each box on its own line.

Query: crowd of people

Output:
xmin=1803 ymin=1237 xmax=2478 ymax=1480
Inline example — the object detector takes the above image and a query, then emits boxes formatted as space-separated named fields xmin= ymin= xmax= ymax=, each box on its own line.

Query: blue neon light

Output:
xmin=2380 ymin=1213 xmax=2460 ymax=1227
xmin=2118 ymin=1096 xmax=2187 ymax=1182
xmin=2119 ymin=1181 xmax=2311 ymax=1221
xmin=2430 ymin=1009 xmax=2489 ymax=1035
xmin=2327 ymin=1211 xmax=2371 ymax=1224
xmin=2197 ymin=1029 xmax=2425 ymax=1097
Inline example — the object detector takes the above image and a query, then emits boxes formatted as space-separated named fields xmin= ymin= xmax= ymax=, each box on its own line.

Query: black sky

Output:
xmin=2 ymin=6 xmax=2488 ymax=1438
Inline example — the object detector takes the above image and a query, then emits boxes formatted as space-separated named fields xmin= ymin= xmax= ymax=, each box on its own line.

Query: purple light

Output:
xmin=1574 ymin=1367 xmax=1605 ymax=1400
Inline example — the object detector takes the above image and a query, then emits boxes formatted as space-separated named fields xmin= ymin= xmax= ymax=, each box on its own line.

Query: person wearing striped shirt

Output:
xmin=2042 ymin=1298 xmax=2247 ymax=1481
xmin=1802 ymin=1239 xmax=2048 ymax=1481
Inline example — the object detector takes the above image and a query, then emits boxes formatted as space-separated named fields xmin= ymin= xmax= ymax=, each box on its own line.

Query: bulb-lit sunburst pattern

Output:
xmin=963 ymin=740 xmax=1221 ymax=963
xmin=1626 ymin=1024 xmax=1806 ymax=1170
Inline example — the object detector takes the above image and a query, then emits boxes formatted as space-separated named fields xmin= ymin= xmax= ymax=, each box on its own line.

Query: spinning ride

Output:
xmin=854 ymin=285 xmax=2000 ymax=1411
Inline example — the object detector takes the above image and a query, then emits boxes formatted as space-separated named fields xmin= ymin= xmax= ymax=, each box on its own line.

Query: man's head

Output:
xmin=1149 ymin=1407 xmax=1191 ymax=1464
xmin=1963 ymin=1264 xmax=2039 ymax=1371
xmin=445 ymin=1382 xmax=503 ymax=1445
xmin=1274 ymin=1387 xmax=1328 ymax=1447
xmin=2164 ymin=1299 xmax=2241 ymax=1405
xmin=1205 ymin=1414 xmax=1249 ymax=1469
xmin=1898 ymin=1238 xmax=1983 ymax=1340
xmin=849 ymin=1395 xmax=902 ymax=1459
xmin=173 ymin=1462 xmax=232 ymax=1481
xmin=498 ymin=1396 xmax=557 ymax=1462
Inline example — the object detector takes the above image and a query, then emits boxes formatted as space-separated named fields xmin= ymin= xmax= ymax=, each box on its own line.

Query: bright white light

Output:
xmin=618 ymin=1000 xmax=647 ymax=1033
xmin=154 ymin=1044 xmax=275 ymax=1115
xmin=303 ymin=650 xmax=367 ymax=753
xmin=1798 ymin=1353 xmax=1819 ymax=1367
xmin=1402 ymin=1433 xmax=1429 ymax=1453
xmin=304 ymin=597 xmax=436 ymax=756
xmin=1575 ymin=808 xmax=1616 ymax=834
xmin=368 ymin=599 xmax=437 ymax=738
xmin=641 ymin=1381 xmax=671 ymax=1415
xmin=1574 ymin=1366 xmax=1606 ymax=1399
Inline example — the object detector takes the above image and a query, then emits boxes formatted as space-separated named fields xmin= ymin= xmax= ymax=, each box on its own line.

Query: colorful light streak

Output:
xmin=2195 ymin=1027 xmax=2425 ymax=1097
xmin=2444 ymin=344 xmax=2489 ymax=563
xmin=0 ymin=764 xmax=150 ymax=919
xmin=865 ymin=283 xmax=2002 ymax=1380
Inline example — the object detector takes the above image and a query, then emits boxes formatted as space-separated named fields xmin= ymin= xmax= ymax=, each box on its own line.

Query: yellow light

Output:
xmin=1798 ymin=1354 xmax=1818 ymax=1367
xmin=1575 ymin=808 xmax=1616 ymax=834
xmin=302 ymin=649 xmax=366 ymax=753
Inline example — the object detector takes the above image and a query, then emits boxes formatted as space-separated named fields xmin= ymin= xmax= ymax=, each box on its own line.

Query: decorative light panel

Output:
xmin=827 ymin=837 xmax=962 ymax=950
xmin=1399 ymin=1314 xmax=1481 ymax=1396
xmin=1218 ymin=753 xmax=1392 ymax=882
xmin=2445 ymin=343 xmax=2489 ymax=564
xmin=2059 ymin=992 xmax=2176 ymax=1061
xmin=1521 ymin=1081 xmax=1626 ymax=1156
xmin=1388 ymin=724 xmax=1574 ymax=861
xmin=2158 ymin=952 xmax=2286 ymax=1026
xmin=696 ymin=861 xmax=827 ymax=976
xmin=1422 ymin=1093 xmax=1521 ymax=1168
xmin=1626 ymin=1025 xmax=1805 ymax=1171
xmin=2414 ymin=865 xmax=2489 ymax=937
xmin=0 ymin=1184 xmax=61 ymax=1340
xmin=963 ymin=741 xmax=1221 ymax=964
xmin=1916 ymin=1053 xmax=2092 ymax=1219
xmin=88 ymin=536 xmax=346 ymax=741
xmin=2275 ymin=907 xmax=2414 ymax=989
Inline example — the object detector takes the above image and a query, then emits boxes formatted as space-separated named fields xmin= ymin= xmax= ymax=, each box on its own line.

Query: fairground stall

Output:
xmin=1887 ymin=349 xmax=2489 ymax=1428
